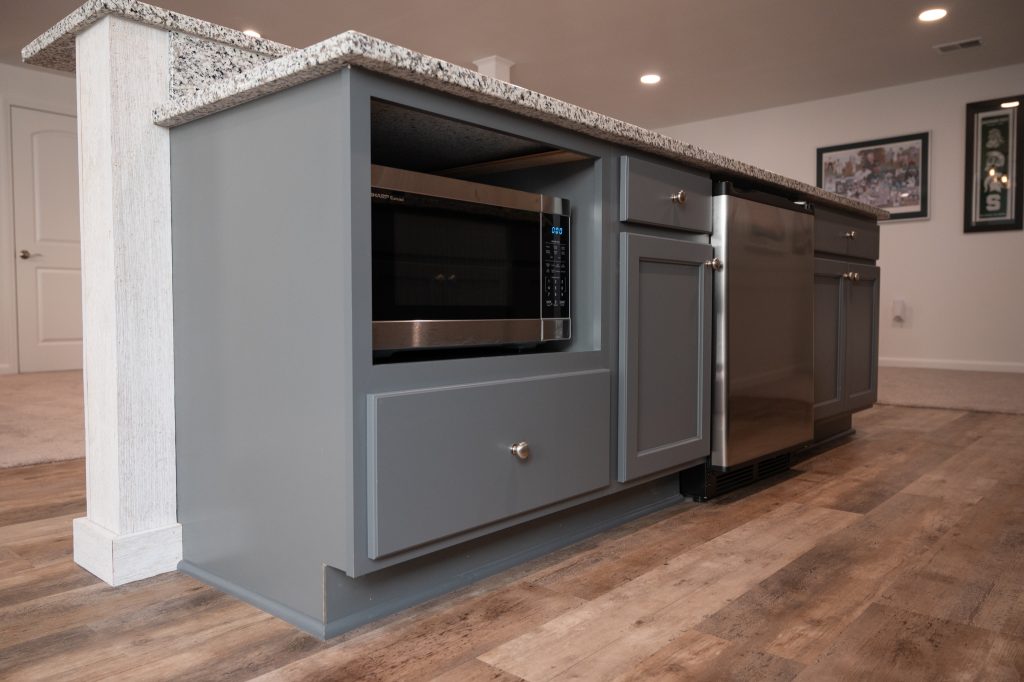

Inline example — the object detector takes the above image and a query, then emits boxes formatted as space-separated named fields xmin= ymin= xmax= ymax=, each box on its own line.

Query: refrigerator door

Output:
xmin=711 ymin=191 xmax=815 ymax=469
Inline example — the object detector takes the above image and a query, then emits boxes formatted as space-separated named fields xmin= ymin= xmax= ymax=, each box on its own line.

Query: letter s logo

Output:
xmin=986 ymin=194 xmax=1002 ymax=212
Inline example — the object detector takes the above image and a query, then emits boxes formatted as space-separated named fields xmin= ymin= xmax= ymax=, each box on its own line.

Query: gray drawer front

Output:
xmin=815 ymin=207 xmax=879 ymax=260
xmin=368 ymin=370 xmax=611 ymax=559
xmin=845 ymin=222 xmax=880 ymax=261
xmin=620 ymin=156 xmax=712 ymax=233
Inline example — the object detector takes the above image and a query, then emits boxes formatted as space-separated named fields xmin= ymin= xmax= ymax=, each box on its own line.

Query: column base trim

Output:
xmin=73 ymin=517 xmax=182 ymax=586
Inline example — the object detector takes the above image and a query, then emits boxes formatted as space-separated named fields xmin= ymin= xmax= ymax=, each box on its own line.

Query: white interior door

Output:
xmin=12 ymin=106 xmax=82 ymax=372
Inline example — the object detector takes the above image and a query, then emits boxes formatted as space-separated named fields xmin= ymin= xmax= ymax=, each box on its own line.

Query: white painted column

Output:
xmin=473 ymin=55 xmax=515 ymax=83
xmin=72 ymin=16 xmax=180 ymax=586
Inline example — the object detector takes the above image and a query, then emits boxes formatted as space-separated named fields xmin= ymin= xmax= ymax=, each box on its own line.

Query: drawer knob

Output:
xmin=845 ymin=230 xmax=857 ymax=239
xmin=704 ymin=257 xmax=723 ymax=271
xmin=670 ymin=190 xmax=687 ymax=205
xmin=842 ymin=272 xmax=860 ymax=281
xmin=510 ymin=441 xmax=531 ymax=461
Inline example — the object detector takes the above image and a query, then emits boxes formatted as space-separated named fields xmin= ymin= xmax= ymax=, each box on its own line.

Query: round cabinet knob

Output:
xmin=842 ymin=272 xmax=851 ymax=280
xmin=18 ymin=250 xmax=31 ymax=260
xmin=704 ymin=257 xmax=723 ymax=271
xmin=852 ymin=272 xmax=861 ymax=281
xmin=510 ymin=441 xmax=531 ymax=461
xmin=845 ymin=230 xmax=857 ymax=239
xmin=670 ymin=190 xmax=687 ymax=205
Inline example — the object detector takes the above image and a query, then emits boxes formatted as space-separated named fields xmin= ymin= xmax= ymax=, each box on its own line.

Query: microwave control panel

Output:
xmin=542 ymin=213 xmax=570 ymax=319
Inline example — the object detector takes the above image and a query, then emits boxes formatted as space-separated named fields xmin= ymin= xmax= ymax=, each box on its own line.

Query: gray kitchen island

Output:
xmin=24 ymin=2 xmax=884 ymax=639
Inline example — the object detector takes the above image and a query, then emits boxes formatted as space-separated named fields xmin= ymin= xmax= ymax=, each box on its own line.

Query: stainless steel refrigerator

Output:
xmin=711 ymin=182 xmax=815 ymax=470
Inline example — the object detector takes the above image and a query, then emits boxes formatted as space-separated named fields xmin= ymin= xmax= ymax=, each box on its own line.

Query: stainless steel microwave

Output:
xmin=371 ymin=164 xmax=571 ymax=352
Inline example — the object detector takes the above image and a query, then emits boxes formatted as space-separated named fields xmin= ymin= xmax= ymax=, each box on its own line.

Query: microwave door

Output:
xmin=371 ymin=194 xmax=543 ymax=350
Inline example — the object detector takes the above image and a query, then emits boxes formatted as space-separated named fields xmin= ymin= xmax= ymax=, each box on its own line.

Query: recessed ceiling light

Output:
xmin=1001 ymin=101 xmax=1021 ymax=108
xmin=918 ymin=8 xmax=948 ymax=22
xmin=640 ymin=74 xmax=661 ymax=85
xmin=242 ymin=29 xmax=262 ymax=38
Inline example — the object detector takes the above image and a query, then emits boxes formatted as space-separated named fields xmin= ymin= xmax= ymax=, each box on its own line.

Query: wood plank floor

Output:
xmin=2 ymin=405 xmax=1023 ymax=680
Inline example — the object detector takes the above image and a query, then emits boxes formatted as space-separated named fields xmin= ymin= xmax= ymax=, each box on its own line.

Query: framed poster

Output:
xmin=964 ymin=95 xmax=1023 ymax=233
xmin=817 ymin=132 xmax=929 ymax=220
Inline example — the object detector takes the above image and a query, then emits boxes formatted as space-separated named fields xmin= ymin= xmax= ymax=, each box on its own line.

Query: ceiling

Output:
xmin=3 ymin=0 xmax=1024 ymax=128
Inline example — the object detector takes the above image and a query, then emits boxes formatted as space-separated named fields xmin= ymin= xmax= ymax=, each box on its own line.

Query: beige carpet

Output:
xmin=0 ymin=370 xmax=84 ymax=468
xmin=878 ymin=366 xmax=1024 ymax=415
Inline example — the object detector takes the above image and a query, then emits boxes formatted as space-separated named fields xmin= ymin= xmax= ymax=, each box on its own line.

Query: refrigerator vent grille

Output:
xmin=715 ymin=467 xmax=756 ymax=491
xmin=756 ymin=454 xmax=793 ymax=479
xmin=934 ymin=37 xmax=983 ymax=53
xmin=682 ymin=451 xmax=794 ymax=500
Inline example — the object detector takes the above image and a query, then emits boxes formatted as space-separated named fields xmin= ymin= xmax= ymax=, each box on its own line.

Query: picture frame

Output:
xmin=964 ymin=95 xmax=1023 ymax=233
xmin=817 ymin=132 xmax=929 ymax=220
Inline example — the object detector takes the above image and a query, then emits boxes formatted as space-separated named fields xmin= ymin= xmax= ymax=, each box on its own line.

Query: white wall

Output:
xmin=660 ymin=62 xmax=1024 ymax=373
xmin=0 ymin=63 xmax=77 ymax=374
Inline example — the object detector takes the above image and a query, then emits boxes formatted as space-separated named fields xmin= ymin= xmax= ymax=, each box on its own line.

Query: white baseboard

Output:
xmin=879 ymin=357 xmax=1024 ymax=374
xmin=73 ymin=517 xmax=182 ymax=586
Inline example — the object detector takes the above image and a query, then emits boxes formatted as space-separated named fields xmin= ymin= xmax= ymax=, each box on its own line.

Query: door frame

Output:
xmin=0 ymin=92 xmax=78 ymax=374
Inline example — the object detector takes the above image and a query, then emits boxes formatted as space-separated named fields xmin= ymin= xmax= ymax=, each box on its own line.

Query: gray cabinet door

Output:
xmin=618 ymin=233 xmax=713 ymax=482
xmin=813 ymin=258 xmax=848 ymax=420
xmin=845 ymin=263 xmax=880 ymax=412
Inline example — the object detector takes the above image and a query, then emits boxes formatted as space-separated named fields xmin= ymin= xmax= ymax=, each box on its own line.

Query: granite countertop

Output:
xmin=24 ymin=2 xmax=886 ymax=220
xmin=22 ymin=0 xmax=293 ymax=71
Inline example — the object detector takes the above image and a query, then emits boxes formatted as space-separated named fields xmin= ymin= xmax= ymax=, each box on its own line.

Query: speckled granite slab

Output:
xmin=25 ymin=2 xmax=884 ymax=218
xmin=151 ymin=31 xmax=885 ymax=218
xmin=169 ymin=32 xmax=278 ymax=100
xmin=22 ymin=0 xmax=292 ymax=72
